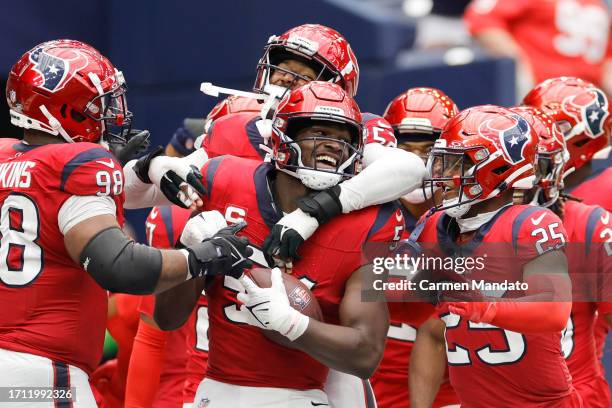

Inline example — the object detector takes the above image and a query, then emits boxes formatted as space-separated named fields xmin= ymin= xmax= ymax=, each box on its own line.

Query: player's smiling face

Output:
xmin=270 ymin=59 xmax=318 ymax=90
xmin=294 ymin=122 xmax=352 ymax=171
xmin=431 ymin=152 xmax=476 ymax=202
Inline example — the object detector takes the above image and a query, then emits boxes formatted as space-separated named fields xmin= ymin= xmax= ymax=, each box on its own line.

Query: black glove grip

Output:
xmin=296 ymin=185 xmax=343 ymax=224
xmin=133 ymin=145 xmax=165 ymax=184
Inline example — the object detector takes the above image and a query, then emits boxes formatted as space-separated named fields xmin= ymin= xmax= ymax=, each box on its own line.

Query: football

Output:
xmin=244 ymin=267 xmax=323 ymax=348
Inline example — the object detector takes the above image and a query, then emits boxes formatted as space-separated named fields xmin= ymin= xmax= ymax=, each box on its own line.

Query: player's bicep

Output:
xmin=339 ymin=264 xmax=389 ymax=342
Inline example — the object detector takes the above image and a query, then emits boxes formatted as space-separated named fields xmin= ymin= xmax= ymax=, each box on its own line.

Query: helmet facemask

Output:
xmin=273 ymin=117 xmax=363 ymax=190
xmin=531 ymin=148 xmax=566 ymax=207
xmin=424 ymin=146 xmax=487 ymax=217
xmin=254 ymin=39 xmax=342 ymax=98
xmin=84 ymin=71 xmax=133 ymax=147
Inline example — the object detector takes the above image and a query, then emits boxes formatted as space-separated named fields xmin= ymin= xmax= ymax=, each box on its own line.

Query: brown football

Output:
xmin=244 ymin=267 xmax=323 ymax=348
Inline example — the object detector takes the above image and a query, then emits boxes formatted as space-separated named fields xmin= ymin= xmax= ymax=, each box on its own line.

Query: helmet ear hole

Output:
xmin=59 ymin=104 xmax=68 ymax=118
xmin=70 ymin=109 xmax=86 ymax=123
xmin=492 ymin=165 xmax=510 ymax=175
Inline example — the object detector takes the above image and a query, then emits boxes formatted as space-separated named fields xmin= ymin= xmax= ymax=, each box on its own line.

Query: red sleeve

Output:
xmin=362 ymin=113 xmax=397 ymax=147
xmin=59 ymin=146 xmax=124 ymax=199
xmin=124 ymin=320 xmax=168 ymax=408
xmin=464 ymin=0 xmax=531 ymax=34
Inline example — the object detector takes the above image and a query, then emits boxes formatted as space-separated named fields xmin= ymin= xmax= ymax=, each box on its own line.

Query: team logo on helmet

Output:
xmin=562 ymin=88 xmax=609 ymax=138
xmin=479 ymin=114 xmax=530 ymax=164
xmin=28 ymin=46 xmax=89 ymax=93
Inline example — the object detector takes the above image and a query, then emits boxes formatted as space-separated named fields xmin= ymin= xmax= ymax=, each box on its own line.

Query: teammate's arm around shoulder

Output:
xmin=291 ymin=264 xmax=389 ymax=379
xmin=409 ymin=317 xmax=446 ymax=408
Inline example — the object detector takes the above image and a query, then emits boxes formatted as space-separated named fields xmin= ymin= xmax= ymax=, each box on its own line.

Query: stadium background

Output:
xmin=0 ymin=0 xmax=610 ymax=388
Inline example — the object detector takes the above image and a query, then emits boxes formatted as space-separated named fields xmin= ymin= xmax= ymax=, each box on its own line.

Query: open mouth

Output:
xmin=315 ymin=154 xmax=339 ymax=170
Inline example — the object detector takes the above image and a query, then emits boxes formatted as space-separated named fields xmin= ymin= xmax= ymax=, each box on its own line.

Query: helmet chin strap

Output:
xmin=10 ymin=106 xmax=74 ymax=143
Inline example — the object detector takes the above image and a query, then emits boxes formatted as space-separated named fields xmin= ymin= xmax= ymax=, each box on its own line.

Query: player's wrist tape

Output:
xmin=280 ymin=309 xmax=309 ymax=341
xmin=296 ymin=185 xmax=343 ymax=225
xmin=80 ymin=227 xmax=162 ymax=294
xmin=132 ymin=145 xmax=165 ymax=184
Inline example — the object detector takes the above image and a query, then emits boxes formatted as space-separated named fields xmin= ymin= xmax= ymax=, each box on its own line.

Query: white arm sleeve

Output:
xmin=338 ymin=143 xmax=427 ymax=213
xmin=58 ymin=195 xmax=117 ymax=235
xmin=122 ymin=159 xmax=171 ymax=209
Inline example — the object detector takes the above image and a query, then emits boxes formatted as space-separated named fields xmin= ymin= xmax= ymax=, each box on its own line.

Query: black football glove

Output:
xmin=109 ymin=129 xmax=151 ymax=166
xmin=296 ymin=184 xmax=343 ymax=225
xmin=262 ymin=209 xmax=319 ymax=267
xmin=185 ymin=222 xmax=253 ymax=279
xmin=132 ymin=146 xmax=206 ymax=209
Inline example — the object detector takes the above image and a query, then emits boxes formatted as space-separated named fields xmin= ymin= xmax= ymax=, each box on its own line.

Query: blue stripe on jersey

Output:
xmin=59 ymin=148 xmax=115 ymax=191
xmin=400 ymin=205 xmax=418 ymax=232
xmin=205 ymin=156 xmax=225 ymax=200
xmin=585 ymin=206 xmax=606 ymax=255
xmin=12 ymin=142 xmax=41 ymax=152
xmin=52 ymin=361 xmax=72 ymax=408
xmin=511 ymin=206 xmax=542 ymax=252
xmin=245 ymin=117 xmax=266 ymax=159
xmin=564 ymin=167 xmax=605 ymax=193
xmin=366 ymin=201 xmax=400 ymax=241
xmin=159 ymin=206 xmax=175 ymax=247
xmin=254 ymin=163 xmax=281 ymax=229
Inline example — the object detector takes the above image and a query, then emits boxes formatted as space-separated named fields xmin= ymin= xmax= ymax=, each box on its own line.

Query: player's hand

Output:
xmin=263 ymin=208 xmax=318 ymax=267
xmin=185 ymin=222 xmax=253 ymax=279
xmin=296 ymin=185 xmax=343 ymax=225
xmin=133 ymin=148 xmax=207 ymax=210
xmin=109 ymin=129 xmax=151 ymax=166
xmin=237 ymin=268 xmax=309 ymax=341
xmin=446 ymin=302 xmax=498 ymax=324
xmin=179 ymin=210 xmax=228 ymax=247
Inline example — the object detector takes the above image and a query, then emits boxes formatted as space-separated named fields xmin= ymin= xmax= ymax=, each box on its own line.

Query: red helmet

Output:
xmin=383 ymin=87 xmax=459 ymax=143
xmin=254 ymin=24 xmax=359 ymax=98
xmin=271 ymin=81 xmax=363 ymax=190
xmin=425 ymin=105 xmax=538 ymax=216
xmin=522 ymin=77 xmax=610 ymax=172
xmin=510 ymin=106 xmax=567 ymax=207
xmin=6 ymin=39 xmax=131 ymax=144
xmin=203 ymin=95 xmax=262 ymax=134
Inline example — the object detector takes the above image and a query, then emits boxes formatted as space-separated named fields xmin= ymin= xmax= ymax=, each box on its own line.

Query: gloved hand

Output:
xmin=179 ymin=210 xmax=228 ymax=247
xmin=237 ymin=268 xmax=309 ymax=341
xmin=296 ymin=185 xmax=343 ymax=225
xmin=262 ymin=208 xmax=318 ymax=267
xmin=184 ymin=222 xmax=253 ymax=279
xmin=109 ymin=129 xmax=151 ymax=166
xmin=132 ymin=147 xmax=206 ymax=209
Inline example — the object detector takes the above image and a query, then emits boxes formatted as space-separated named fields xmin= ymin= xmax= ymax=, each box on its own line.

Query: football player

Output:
xmin=370 ymin=87 xmax=460 ymax=408
xmin=0 ymin=39 xmax=252 ymax=406
xmin=409 ymin=105 xmax=579 ymax=407
xmin=198 ymin=24 xmax=423 ymax=268
xmin=155 ymin=81 xmax=404 ymax=408
xmin=523 ymin=76 xmax=612 ymax=383
xmin=512 ymin=105 xmax=612 ymax=407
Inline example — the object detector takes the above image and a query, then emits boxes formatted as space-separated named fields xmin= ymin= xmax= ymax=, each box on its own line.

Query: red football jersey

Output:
xmin=183 ymin=296 xmax=209 ymax=403
xmin=198 ymin=155 xmax=404 ymax=390
xmin=464 ymin=0 xmax=611 ymax=86
xmin=419 ymin=205 xmax=580 ymax=407
xmin=144 ymin=204 xmax=210 ymax=404
xmin=568 ymin=167 xmax=612 ymax=211
xmin=562 ymin=200 xmax=611 ymax=407
xmin=140 ymin=205 xmax=194 ymax=407
xmin=0 ymin=139 xmax=125 ymax=374
xmin=202 ymin=110 xmax=396 ymax=160
xmin=371 ymin=217 xmax=458 ymax=408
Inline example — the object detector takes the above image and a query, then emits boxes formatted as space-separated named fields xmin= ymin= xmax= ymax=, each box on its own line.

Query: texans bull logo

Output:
xmin=479 ymin=114 xmax=530 ymax=164
xmin=563 ymin=89 xmax=609 ymax=138
xmin=29 ymin=46 xmax=89 ymax=93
